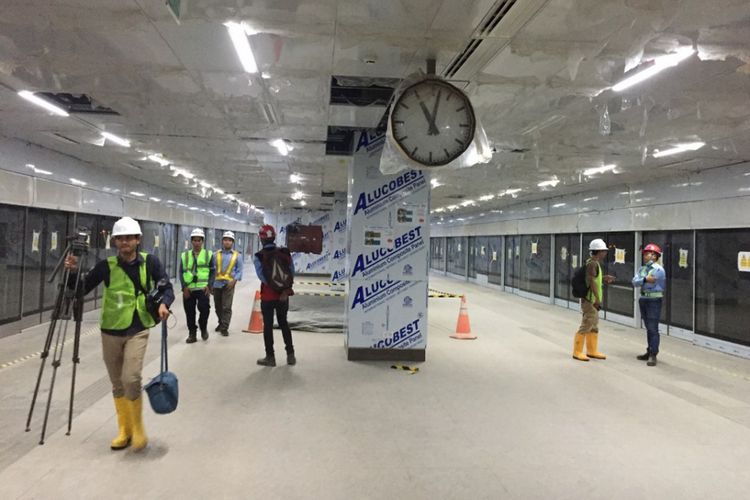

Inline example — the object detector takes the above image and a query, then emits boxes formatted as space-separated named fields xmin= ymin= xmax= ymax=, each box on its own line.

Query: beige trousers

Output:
xmin=101 ymin=330 xmax=149 ymax=400
xmin=577 ymin=300 xmax=600 ymax=334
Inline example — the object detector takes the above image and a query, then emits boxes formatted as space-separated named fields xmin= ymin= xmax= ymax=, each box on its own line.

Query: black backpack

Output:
xmin=256 ymin=247 xmax=294 ymax=292
xmin=571 ymin=262 xmax=598 ymax=298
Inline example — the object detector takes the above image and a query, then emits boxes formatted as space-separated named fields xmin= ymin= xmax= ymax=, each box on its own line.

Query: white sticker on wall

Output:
xmin=457 ymin=243 xmax=462 ymax=252
xmin=50 ymin=231 xmax=58 ymax=251
xmin=492 ymin=250 xmax=497 ymax=261
xmin=32 ymin=230 xmax=40 ymax=253
xmin=184 ymin=240 xmax=189 ymax=250
xmin=515 ymin=245 xmax=520 ymax=257
xmin=560 ymin=246 xmax=568 ymax=261
xmin=154 ymin=235 xmax=160 ymax=248
xmin=738 ymin=252 xmax=750 ymax=272
xmin=395 ymin=204 xmax=426 ymax=225
xmin=481 ymin=246 xmax=485 ymax=256
xmin=364 ymin=228 xmax=394 ymax=249
xmin=531 ymin=242 xmax=538 ymax=255
xmin=572 ymin=254 xmax=579 ymax=268
xmin=615 ymin=248 xmax=626 ymax=264
xmin=106 ymin=233 xmax=111 ymax=250
xmin=679 ymin=249 xmax=689 ymax=269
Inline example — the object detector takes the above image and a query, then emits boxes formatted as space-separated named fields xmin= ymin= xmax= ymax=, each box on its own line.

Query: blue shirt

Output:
xmin=254 ymin=243 xmax=295 ymax=284
xmin=213 ymin=248 xmax=244 ymax=289
xmin=632 ymin=262 xmax=666 ymax=295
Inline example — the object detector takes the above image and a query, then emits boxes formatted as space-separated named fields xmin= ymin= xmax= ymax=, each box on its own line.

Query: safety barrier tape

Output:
xmin=428 ymin=288 xmax=463 ymax=298
xmin=391 ymin=364 xmax=419 ymax=374
xmin=296 ymin=281 xmax=334 ymax=286
xmin=0 ymin=325 xmax=100 ymax=372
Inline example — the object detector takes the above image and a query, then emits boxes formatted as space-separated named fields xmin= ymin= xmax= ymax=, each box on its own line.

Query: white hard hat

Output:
xmin=112 ymin=217 xmax=142 ymax=237
xmin=589 ymin=238 xmax=608 ymax=251
xmin=222 ymin=230 xmax=235 ymax=240
xmin=190 ymin=228 xmax=205 ymax=239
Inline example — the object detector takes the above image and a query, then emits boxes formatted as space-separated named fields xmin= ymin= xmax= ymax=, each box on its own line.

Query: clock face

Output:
xmin=390 ymin=79 xmax=476 ymax=167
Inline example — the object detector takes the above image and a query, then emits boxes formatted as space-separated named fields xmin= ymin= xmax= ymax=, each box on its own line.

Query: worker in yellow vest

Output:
xmin=64 ymin=216 xmax=173 ymax=451
xmin=213 ymin=230 xmax=243 ymax=336
xmin=180 ymin=228 xmax=215 ymax=343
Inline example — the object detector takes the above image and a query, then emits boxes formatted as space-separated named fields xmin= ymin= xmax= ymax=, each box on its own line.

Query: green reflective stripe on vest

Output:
xmin=586 ymin=259 xmax=603 ymax=303
xmin=101 ymin=252 xmax=155 ymax=330
xmin=182 ymin=249 xmax=212 ymax=288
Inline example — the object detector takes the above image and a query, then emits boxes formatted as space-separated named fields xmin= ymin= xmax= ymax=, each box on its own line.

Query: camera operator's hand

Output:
xmin=183 ymin=287 xmax=191 ymax=299
xmin=64 ymin=255 xmax=78 ymax=270
xmin=158 ymin=303 xmax=169 ymax=321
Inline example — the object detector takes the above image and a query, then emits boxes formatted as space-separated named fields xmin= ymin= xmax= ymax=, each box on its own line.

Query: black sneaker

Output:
xmin=220 ymin=330 xmax=229 ymax=337
xmin=647 ymin=355 xmax=657 ymax=367
xmin=636 ymin=352 xmax=650 ymax=361
xmin=257 ymin=357 xmax=276 ymax=367
xmin=214 ymin=326 xmax=222 ymax=332
xmin=287 ymin=353 xmax=296 ymax=366
xmin=201 ymin=328 xmax=209 ymax=341
xmin=186 ymin=334 xmax=197 ymax=344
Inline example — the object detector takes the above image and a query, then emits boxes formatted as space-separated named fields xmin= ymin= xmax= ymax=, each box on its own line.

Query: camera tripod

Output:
xmin=25 ymin=230 xmax=89 ymax=444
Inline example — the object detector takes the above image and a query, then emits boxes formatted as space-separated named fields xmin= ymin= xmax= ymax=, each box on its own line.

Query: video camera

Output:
xmin=67 ymin=228 xmax=90 ymax=256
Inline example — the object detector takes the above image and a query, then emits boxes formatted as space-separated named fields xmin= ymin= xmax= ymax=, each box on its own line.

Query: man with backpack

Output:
xmin=254 ymin=224 xmax=296 ymax=367
xmin=64 ymin=216 xmax=173 ymax=451
xmin=572 ymin=238 xmax=615 ymax=361
xmin=180 ymin=228 xmax=215 ymax=344
xmin=632 ymin=243 xmax=666 ymax=366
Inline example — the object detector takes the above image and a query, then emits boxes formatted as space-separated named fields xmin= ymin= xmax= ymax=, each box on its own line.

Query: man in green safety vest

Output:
xmin=64 ymin=216 xmax=173 ymax=451
xmin=213 ymin=230 xmax=243 ymax=336
xmin=180 ymin=228 xmax=215 ymax=343
xmin=573 ymin=238 xmax=615 ymax=362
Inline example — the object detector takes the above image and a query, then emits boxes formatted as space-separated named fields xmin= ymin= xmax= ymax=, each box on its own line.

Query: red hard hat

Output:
xmin=259 ymin=224 xmax=276 ymax=240
xmin=642 ymin=243 xmax=662 ymax=255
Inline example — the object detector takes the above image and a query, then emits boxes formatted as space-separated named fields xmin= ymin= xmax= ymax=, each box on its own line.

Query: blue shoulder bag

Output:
xmin=144 ymin=321 xmax=179 ymax=414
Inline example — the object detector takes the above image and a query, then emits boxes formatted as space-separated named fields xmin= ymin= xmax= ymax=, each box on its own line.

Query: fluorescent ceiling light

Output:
xmin=538 ymin=179 xmax=559 ymax=188
xmin=177 ymin=203 xmax=188 ymax=207
xmin=70 ymin=178 xmax=87 ymax=186
xmin=300 ymin=200 xmax=307 ymax=206
xmin=148 ymin=154 xmax=170 ymax=167
xmin=18 ymin=91 xmax=69 ymax=117
xmin=291 ymin=190 xmax=305 ymax=201
xmin=214 ymin=188 xmax=225 ymax=195
xmin=289 ymin=173 xmax=303 ymax=184
xmin=652 ymin=141 xmax=705 ymax=158
xmin=130 ymin=191 xmax=145 ymax=197
xmin=446 ymin=205 xmax=459 ymax=211
xmin=479 ymin=194 xmax=495 ymax=201
xmin=34 ymin=169 xmax=53 ymax=175
xmin=271 ymin=139 xmax=289 ymax=156
xmin=432 ymin=208 xmax=446 ymax=213
xmin=225 ymin=22 xmax=258 ymax=73
xmin=612 ymin=47 xmax=695 ymax=92
xmin=583 ymin=164 xmax=616 ymax=176
xmin=430 ymin=178 xmax=442 ymax=189
xmin=552 ymin=203 xmax=566 ymax=208
xmin=101 ymin=132 xmax=131 ymax=148
xmin=199 ymin=181 xmax=212 ymax=189
xmin=460 ymin=199 xmax=475 ymax=207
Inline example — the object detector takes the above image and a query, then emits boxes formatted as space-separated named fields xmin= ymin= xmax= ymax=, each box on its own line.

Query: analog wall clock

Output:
xmin=389 ymin=78 xmax=476 ymax=167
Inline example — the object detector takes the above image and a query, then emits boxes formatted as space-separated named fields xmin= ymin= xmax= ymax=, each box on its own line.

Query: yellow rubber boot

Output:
xmin=586 ymin=332 xmax=606 ymax=359
xmin=110 ymin=396 xmax=131 ymax=450
xmin=573 ymin=333 xmax=589 ymax=361
xmin=128 ymin=396 xmax=148 ymax=451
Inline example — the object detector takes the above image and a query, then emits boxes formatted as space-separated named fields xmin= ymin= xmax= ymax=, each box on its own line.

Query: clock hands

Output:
xmin=418 ymin=100 xmax=435 ymax=135
xmin=429 ymin=90 xmax=441 ymax=135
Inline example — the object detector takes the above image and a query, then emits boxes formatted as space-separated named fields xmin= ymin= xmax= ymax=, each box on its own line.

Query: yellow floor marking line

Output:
xmin=0 ymin=325 xmax=100 ymax=372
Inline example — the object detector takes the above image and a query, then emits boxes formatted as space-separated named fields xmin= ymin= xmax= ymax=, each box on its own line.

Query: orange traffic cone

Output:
xmin=450 ymin=295 xmax=476 ymax=340
xmin=242 ymin=290 xmax=264 ymax=334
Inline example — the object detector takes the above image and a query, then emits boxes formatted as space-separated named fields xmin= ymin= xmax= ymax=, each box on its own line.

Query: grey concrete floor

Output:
xmin=0 ymin=274 xmax=749 ymax=499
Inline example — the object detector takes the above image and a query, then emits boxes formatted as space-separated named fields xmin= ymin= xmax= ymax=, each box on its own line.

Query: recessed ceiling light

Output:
xmin=101 ymin=132 xmax=131 ymax=148
xmin=289 ymin=173 xmax=302 ymax=184
xmin=652 ymin=142 xmax=705 ymax=158
xmin=129 ymin=191 xmax=145 ymax=197
xmin=583 ymin=164 xmax=616 ymax=176
xmin=613 ymin=47 xmax=695 ymax=92
xmin=225 ymin=21 xmax=258 ymax=73
xmin=70 ymin=178 xmax=87 ymax=186
xmin=271 ymin=139 xmax=289 ymax=156
xmin=18 ymin=90 xmax=69 ymax=117
xmin=291 ymin=190 xmax=304 ymax=201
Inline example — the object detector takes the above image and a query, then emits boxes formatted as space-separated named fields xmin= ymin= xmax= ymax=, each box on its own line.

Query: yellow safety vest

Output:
xmin=215 ymin=250 xmax=239 ymax=282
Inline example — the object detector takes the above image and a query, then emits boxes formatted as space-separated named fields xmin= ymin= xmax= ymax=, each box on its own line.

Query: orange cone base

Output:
xmin=450 ymin=332 xmax=477 ymax=340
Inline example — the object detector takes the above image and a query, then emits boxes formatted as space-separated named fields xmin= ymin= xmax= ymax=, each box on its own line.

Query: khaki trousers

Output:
xmin=577 ymin=300 xmax=600 ymax=334
xmin=101 ymin=330 xmax=149 ymax=400
xmin=213 ymin=285 xmax=235 ymax=331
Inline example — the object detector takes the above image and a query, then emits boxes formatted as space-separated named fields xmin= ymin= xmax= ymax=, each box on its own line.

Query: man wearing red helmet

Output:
xmin=253 ymin=224 xmax=296 ymax=367
xmin=632 ymin=243 xmax=666 ymax=366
